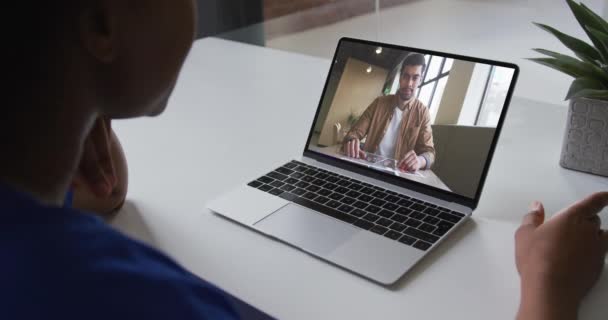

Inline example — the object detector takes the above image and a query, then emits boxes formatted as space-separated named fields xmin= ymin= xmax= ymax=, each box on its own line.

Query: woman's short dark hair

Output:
xmin=4 ymin=2 xmax=80 ymax=113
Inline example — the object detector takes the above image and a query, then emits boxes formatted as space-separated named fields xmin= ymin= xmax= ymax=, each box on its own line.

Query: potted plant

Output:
xmin=347 ymin=110 xmax=361 ymax=129
xmin=334 ymin=111 xmax=361 ymax=144
xmin=531 ymin=0 xmax=608 ymax=176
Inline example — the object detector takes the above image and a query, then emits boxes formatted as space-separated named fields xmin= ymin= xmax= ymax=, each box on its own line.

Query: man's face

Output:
xmin=398 ymin=65 xmax=423 ymax=101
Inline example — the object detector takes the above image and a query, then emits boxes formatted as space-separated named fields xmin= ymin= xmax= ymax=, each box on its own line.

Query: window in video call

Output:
xmin=308 ymin=40 xmax=516 ymax=199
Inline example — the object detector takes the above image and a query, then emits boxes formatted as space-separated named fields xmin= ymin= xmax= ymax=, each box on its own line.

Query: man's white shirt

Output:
xmin=377 ymin=106 xmax=403 ymax=159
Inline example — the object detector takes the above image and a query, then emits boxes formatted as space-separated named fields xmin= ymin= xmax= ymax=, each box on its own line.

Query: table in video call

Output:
xmin=310 ymin=144 xmax=452 ymax=192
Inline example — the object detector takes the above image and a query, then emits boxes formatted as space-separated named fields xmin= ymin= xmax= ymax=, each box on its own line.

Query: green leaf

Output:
xmin=566 ymin=0 xmax=608 ymax=62
xmin=533 ymin=48 xmax=579 ymax=60
xmin=587 ymin=27 xmax=608 ymax=62
xmin=530 ymin=49 xmax=608 ymax=84
xmin=567 ymin=88 xmax=608 ymax=100
xmin=566 ymin=77 xmax=607 ymax=100
xmin=533 ymin=22 xmax=601 ymax=65
xmin=580 ymin=3 xmax=608 ymax=34
xmin=528 ymin=57 xmax=582 ymax=78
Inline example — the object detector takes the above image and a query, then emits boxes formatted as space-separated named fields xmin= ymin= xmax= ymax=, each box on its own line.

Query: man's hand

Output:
xmin=515 ymin=193 xmax=608 ymax=320
xmin=398 ymin=150 xmax=425 ymax=172
xmin=344 ymin=138 xmax=366 ymax=159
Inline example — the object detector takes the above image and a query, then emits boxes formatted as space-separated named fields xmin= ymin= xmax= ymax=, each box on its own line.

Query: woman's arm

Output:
xmin=515 ymin=194 xmax=608 ymax=320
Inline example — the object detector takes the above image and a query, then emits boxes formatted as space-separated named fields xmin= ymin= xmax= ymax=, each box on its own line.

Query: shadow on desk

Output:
xmin=581 ymin=265 xmax=608 ymax=319
xmin=227 ymin=296 xmax=276 ymax=320
xmin=111 ymin=205 xmax=275 ymax=319
xmin=386 ymin=217 xmax=608 ymax=318
xmin=390 ymin=219 xmax=478 ymax=291
xmin=109 ymin=201 xmax=158 ymax=247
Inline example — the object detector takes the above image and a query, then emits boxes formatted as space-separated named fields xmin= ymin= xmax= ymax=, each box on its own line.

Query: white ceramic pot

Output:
xmin=560 ymin=97 xmax=608 ymax=176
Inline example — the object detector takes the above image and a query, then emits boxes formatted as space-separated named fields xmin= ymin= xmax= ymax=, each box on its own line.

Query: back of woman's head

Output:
xmin=4 ymin=2 xmax=83 ymax=116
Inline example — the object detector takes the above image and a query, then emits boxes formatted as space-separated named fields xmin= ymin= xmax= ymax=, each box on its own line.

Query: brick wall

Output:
xmin=263 ymin=0 xmax=333 ymax=19
xmin=263 ymin=0 xmax=415 ymax=39
xmin=264 ymin=0 xmax=414 ymax=20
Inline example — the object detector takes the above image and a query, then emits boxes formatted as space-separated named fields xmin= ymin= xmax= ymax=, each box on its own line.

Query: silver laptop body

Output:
xmin=207 ymin=37 xmax=519 ymax=285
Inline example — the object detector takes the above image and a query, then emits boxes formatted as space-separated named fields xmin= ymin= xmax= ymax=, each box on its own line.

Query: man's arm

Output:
xmin=414 ymin=107 xmax=435 ymax=169
xmin=343 ymin=98 xmax=378 ymax=158
xmin=399 ymin=107 xmax=435 ymax=171
xmin=343 ymin=98 xmax=379 ymax=144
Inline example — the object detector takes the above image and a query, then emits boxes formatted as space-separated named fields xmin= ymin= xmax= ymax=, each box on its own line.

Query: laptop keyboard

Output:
xmin=247 ymin=161 xmax=465 ymax=251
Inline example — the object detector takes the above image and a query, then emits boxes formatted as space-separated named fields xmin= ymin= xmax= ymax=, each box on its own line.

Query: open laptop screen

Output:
xmin=305 ymin=38 xmax=517 ymax=201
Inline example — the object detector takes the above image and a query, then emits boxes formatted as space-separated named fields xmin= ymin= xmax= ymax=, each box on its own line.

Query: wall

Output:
xmin=262 ymin=0 xmax=415 ymax=39
xmin=263 ymin=0 xmax=415 ymax=19
xmin=431 ymin=125 xmax=496 ymax=198
xmin=314 ymin=53 xmax=351 ymax=134
xmin=264 ymin=0 xmax=330 ymax=19
xmin=317 ymin=58 xmax=388 ymax=146
xmin=314 ymin=69 xmax=342 ymax=134
xmin=433 ymin=60 xmax=476 ymax=125
xmin=197 ymin=0 xmax=263 ymax=38
xmin=458 ymin=64 xmax=492 ymax=125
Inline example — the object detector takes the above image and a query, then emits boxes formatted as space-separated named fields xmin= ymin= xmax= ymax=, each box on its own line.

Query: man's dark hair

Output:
xmin=400 ymin=53 xmax=427 ymax=76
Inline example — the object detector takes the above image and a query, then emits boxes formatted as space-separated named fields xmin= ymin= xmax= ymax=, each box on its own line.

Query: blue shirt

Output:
xmin=0 ymin=185 xmax=240 ymax=319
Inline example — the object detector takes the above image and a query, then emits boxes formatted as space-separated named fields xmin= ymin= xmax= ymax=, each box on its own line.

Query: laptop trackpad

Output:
xmin=255 ymin=203 xmax=359 ymax=256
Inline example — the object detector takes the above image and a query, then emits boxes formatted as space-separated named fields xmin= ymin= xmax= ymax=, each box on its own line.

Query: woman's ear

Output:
xmin=78 ymin=1 xmax=120 ymax=64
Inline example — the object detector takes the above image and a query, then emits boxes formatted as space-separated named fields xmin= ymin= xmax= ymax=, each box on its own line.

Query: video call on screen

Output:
xmin=308 ymin=40 xmax=515 ymax=199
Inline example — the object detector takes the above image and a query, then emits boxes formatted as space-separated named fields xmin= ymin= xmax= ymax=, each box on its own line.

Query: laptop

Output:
xmin=207 ymin=37 xmax=519 ymax=285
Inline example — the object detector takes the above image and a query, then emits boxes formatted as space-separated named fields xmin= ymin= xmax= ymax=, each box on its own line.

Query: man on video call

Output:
xmin=343 ymin=53 xmax=435 ymax=172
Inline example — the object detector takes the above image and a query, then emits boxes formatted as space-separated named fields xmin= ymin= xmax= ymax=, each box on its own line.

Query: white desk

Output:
xmin=476 ymin=97 xmax=608 ymax=225
xmin=110 ymin=38 xmax=608 ymax=319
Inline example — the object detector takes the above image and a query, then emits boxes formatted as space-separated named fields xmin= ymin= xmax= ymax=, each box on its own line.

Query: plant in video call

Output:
xmin=347 ymin=110 xmax=361 ymax=128
xmin=529 ymin=0 xmax=608 ymax=101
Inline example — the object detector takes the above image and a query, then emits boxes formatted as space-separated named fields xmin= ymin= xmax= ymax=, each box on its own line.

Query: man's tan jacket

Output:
xmin=344 ymin=94 xmax=436 ymax=168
